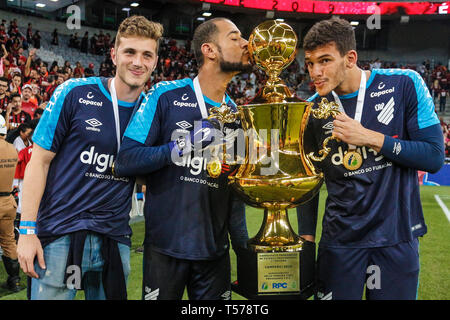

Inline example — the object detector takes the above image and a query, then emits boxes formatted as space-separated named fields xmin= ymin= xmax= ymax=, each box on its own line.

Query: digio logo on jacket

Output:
xmin=79 ymin=146 xmax=114 ymax=173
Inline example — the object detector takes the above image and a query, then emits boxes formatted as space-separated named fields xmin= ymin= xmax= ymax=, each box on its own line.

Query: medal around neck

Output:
xmin=331 ymin=69 xmax=367 ymax=171
xmin=192 ymin=76 xmax=228 ymax=178
xmin=206 ymin=157 xmax=222 ymax=178
xmin=343 ymin=149 xmax=363 ymax=171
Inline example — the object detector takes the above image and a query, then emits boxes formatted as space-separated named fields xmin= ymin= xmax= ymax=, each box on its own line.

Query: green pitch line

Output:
xmin=434 ymin=195 xmax=450 ymax=223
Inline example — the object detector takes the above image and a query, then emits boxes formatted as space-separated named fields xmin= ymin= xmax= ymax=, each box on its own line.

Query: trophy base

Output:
xmin=232 ymin=240 xmax=316 ymax=300
xmin=247 ymin=207 xmax=307 ymax=252
xmin=248 ymin=236 xmax=304 ymax=252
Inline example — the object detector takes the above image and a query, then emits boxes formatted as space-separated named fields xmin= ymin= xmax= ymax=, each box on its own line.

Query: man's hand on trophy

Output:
xmin=300 ymin=235 xmax=315 ymax=243
xmin=169 ymin=136 xmax=190 ymax=156
xmin=169 ymin=118 xmax=222 ymax=156
xmin=332 ymin=113 xmax=385 ymax=152
xmin=190 ymin=118 xmax=223 ymax=152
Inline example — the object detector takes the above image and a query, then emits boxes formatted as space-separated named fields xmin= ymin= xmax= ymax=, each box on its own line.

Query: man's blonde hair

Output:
xmin=115 ymin=15 xmax=164 ymax=52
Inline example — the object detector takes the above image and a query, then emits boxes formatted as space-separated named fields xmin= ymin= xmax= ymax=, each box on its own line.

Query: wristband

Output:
xmin=19 ymin=228 xmax=36 ymax=235
xmin=19 ymin=221 xmax=37 ymax=228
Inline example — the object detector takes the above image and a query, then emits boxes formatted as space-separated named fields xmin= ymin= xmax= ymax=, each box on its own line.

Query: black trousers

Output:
xmin=142 ymin=245 xmax=231 ymax=300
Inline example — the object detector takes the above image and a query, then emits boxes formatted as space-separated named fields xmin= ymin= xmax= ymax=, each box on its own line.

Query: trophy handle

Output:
xmin=307 ymin=135 xmax=338 ymax=162
xmin=307 ymin=98 xmax=341 ymax=162
xmin=207 ymin=104 xmax=239 ymax=124
xmin=310 ymin=97 xmax=340 ymax=119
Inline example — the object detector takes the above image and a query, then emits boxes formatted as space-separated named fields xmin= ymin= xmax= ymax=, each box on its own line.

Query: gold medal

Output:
xmin=343 ymin=150 xmax=363 ymax=171
xmin=207 ymin=158 xmax=222 ymax=178
xmin=111 ymin=161 xmax=116 ymax=176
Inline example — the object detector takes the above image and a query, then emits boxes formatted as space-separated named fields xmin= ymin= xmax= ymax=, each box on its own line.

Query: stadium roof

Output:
xmin=6 ymin=0 xmax=80 ymax=12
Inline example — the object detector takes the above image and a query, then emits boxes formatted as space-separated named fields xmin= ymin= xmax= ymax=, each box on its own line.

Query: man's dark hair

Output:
xmin=29 ymin=117 xmax=40 ymax=130
xmin=18 ymin=122 xmax=32 ymax=133
xmin=303 ymin=17 xmax=356 ymax=57
xmin=6 ymin=122 xmax=31 ymax=143
xmin=33 ymin=108 xmax=44 ymax=118
xmin=192 ymin=18 xmax=228 ymax=68
xmin=10 ymin=93 xmax=21 ymax=100
xmin=0 ymin=76 xmax=8 ymax=83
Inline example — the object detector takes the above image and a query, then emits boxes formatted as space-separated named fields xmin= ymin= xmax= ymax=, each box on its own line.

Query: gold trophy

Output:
xmin=208 ymin=20 xmax=339 ymax=299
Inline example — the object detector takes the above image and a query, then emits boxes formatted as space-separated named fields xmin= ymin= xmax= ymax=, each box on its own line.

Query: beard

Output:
xmin=219 ymin=58 xmax=253 ymax=74
xmin=217 ymin=44 xmax=253 ymax=74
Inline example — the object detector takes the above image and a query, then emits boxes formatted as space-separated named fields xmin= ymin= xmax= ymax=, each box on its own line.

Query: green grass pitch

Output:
xmin=1 ymin=186 xmax=448 ymax=300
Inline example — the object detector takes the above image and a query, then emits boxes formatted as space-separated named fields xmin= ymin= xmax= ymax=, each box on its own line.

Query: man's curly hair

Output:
xmin=115 ymin=15 xmax=164 ymax=53
xmin=303 ymin=17 xmax=356 ymax=56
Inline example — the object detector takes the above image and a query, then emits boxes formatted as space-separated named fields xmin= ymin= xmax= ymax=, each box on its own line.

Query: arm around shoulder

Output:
xmin=114 ymin=136 xmax=172 ymax=178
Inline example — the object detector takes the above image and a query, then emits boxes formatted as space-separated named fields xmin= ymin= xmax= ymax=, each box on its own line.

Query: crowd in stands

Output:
xmin=441 ymin=118 xmax=450 ymax=158
xmin=68 ymin=29 xmax=114 ymax=56
xmin=1 ymin=17 xmax=449 ymax=159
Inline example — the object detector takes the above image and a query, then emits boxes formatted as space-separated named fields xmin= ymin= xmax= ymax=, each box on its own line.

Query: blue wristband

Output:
xmin=19 ymin=221 xmax=37 ymax=228
xmin=19 ymin=228 xmax=36 ymax=235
